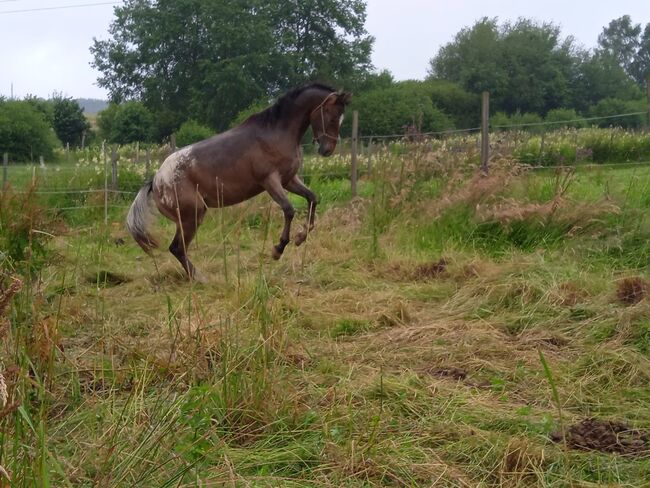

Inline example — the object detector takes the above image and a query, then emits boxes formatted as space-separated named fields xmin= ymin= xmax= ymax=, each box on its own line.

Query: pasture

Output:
xmin=1 ymin=134 xmax=650 ymax=486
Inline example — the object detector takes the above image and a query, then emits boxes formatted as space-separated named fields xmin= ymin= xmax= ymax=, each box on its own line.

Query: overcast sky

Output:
xmin=0 ymin=0 xmax=648 ymax=100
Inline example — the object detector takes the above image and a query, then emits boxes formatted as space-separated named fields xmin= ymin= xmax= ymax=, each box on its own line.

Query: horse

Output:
xmin=126 ymin=83 xmax=352 ymax=280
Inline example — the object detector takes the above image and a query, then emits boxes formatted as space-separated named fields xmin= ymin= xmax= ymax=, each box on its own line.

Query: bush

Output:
xmin=98 ymin=102 xmax=155 ymax=144
xmin=545 ymin=108 xmax=586 ymax=129
xmin=589 ymin=98 xmax=646 ymax=129
xmin=176 ymin=120 xmax=214 ymax=147
xmin=344 ymin=84 xmax=454 ymax=137
xmin=0 ymin=100 xmax=60 ymax=161
xmin=423 ymin=79 xmax=480 ymax=129
xmin=492 ymin=111 xmax=543 ymax=132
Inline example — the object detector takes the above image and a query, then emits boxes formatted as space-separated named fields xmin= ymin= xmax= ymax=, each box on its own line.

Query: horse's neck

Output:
xmin=287 ymin=89 xmax=331 ymax=143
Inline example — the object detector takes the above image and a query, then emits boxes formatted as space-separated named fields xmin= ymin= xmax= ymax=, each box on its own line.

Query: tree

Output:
xmin=110 ymin=102 xmax=155 ymax=144
xmin=51 ymin=96 xmax=90 ymax=147
xmin=91 ymin=0 xmax=373 ymax=133
xmin=571 ymin=52 xmax=642 ymax=112
xmin=598 ymin=16 xmax=650 ymax=87
xmin=428 ymin=18 xmax=577 ymax=115
xmin=0 ymin=100 xmax=60 ymax=161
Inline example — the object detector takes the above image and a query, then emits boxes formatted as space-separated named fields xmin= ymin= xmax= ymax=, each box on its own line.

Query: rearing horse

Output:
xmin=126 ymin=83 xmax=351 ymax=280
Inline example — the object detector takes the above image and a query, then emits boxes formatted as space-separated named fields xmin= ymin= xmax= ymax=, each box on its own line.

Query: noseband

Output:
xmin=310 ymin=92 xmax=340 ymax=143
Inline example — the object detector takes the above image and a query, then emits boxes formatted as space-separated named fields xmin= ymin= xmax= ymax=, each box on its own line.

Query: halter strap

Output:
xmin=310 ymin=92 xmax=339 ymax=142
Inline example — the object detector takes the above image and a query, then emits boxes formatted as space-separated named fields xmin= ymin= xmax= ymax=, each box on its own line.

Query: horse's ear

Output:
xmin=339 ymin=91 xmax=352 ymax=105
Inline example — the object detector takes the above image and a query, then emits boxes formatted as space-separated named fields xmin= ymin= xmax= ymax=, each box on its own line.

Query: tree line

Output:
xmin=1 ymin=2 xmax=649 ymax=161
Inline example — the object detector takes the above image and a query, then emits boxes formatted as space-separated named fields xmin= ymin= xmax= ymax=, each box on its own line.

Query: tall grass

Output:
xmin=1 ymin=135 xmax=649 ymax=485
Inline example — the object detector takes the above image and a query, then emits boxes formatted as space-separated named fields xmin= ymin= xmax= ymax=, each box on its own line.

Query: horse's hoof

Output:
xmin=295 ymin=232 xmax=307 ymax=246
xmin=191 ymin=270 xmax=208 ymax=284
xmin=271 ymin=247 xmax=283 ymax=260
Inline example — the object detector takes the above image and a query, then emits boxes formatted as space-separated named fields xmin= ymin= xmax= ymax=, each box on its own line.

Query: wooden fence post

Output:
xmin=146 ymin=147 xmax=151 ymax=179
xmin=170 ymin=134 xmax=177 ymax=153
xmin=367 ymin=137 xmax=373 ymax=177
xmin=481 ymin=91 xmax=490 ymax=174
xmin=351 ymin=110 xmax=359 ymax=197
xmin=2 ymin=153 xmax=8 ymax=191
xmin=111 ymin=146 xmax=118 ymax=191
xmin=646 ymin=75 xmax=650 ymax=130
xmin=103 ymin=142 xmax=108 ymax=225
xmin=538 ymin=130 xmax=545 ymax=166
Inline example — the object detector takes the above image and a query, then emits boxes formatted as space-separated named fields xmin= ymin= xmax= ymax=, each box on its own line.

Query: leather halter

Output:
xmin=310 ymin=92 xmax=340 ymax=143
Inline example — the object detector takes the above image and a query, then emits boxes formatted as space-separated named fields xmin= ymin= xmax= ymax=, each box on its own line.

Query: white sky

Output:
xmin=0 ymin=0 xmax=648 ymax=100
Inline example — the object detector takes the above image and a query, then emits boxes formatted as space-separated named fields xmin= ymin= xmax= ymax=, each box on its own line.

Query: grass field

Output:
xmin=1 ymin=144 xmax=650 ymax=486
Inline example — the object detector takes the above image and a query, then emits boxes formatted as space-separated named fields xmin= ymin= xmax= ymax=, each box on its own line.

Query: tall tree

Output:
xmin=598 ymin=16 xmax=650 ymax=87
xmin=51 ymin=96 xmax=90 ymax=147
xmin=91 ymin=0 xmax=372 ymax=134
xmin=427 ymin=18 xmax=576 ymax=115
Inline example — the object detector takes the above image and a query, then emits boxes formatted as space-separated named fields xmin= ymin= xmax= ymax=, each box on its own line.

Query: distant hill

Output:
xmin=76 ymin=98 xmax=108 ymax=114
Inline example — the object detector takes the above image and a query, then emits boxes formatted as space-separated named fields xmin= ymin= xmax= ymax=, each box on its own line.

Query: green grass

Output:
xmin=1 ymin=141 xmax=650 ymax=486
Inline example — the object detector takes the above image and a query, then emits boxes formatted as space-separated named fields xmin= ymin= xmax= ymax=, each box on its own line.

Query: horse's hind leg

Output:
xmin=169 ymin=207 xmax=206 ymax=281
xmin=285 ymin=175 xmax=318 ymax=246
xmin=262 ymin=172 xmax=295 ymax=260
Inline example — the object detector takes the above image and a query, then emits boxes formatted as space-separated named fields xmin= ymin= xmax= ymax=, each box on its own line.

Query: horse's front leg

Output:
xmin=262 ymin=172 xmax=295 ymax=260
xmin=285 ymin=175 xmax=318 ymax=246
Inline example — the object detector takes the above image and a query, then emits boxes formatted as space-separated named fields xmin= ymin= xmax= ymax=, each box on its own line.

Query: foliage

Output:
xmin=175 ymin=120 xmax=214 ymax=147
xmin=571 ymin=52 xmax=643 ymax=112
xmin=51 ymin=95 xmax=91 ymax=147
xmin=424 ymin=79 xmax=480 ymax=129
xmin=91 ymin=0 xmax=373 ymax=133
xmin=514 ymin=127 xmax=650 ymax=165
xmin=588 ymin=98 xmax=646 ymax=128
xmin=98 ymin=102 xmax=155 ymax=144
xmin=344 ymin=82 xmax=453 ymax=137
xmin=428 ymin=18 xmax=576 ymax=115
xmin=0 ymin=100 xmax=60 ymax=161
xmin=597 ymin=15 xmax=650 ymax=87
xmin=491 ymin=111 xmax=543 ymax=132
xmin=544 ymin=108 xmax=586 ymax=129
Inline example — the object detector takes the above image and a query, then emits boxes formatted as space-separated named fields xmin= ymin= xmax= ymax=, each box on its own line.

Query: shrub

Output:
xmin=588 ymin=98 xmax=646 ymax=129
xmin=98 ymin=102 xmax=155 ymax=144
xmin=343 ymin=84 xmax=454 ymax=137
xmin=0 ymin=100 xmax=60 ymax=161
xmin=545 ymin=108 xmax=586 ymax=129
xmin=176 ymin=120 xmax=214 ymax=147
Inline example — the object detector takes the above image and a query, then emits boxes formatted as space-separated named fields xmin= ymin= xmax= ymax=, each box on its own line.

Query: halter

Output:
xmin=310 ymin=92 xmax=340 ymax=143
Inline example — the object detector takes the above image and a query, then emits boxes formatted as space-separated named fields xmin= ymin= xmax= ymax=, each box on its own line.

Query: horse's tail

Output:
xmin=126 ymin=181 xmax=159 ymax=254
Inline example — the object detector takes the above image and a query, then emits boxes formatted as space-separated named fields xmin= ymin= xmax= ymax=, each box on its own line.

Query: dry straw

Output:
xmin=0 ymin=371 xmax=6 ymax=409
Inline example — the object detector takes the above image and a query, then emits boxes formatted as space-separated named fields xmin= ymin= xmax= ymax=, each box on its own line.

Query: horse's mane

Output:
xmin=245 ymin=83 xmax=337 ymax=126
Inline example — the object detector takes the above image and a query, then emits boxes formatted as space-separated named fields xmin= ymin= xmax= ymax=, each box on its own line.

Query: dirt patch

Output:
xmin=551 ymin=418 xmax=649 ymax=457
xmin=616 ymin=277 xmax=648 ymax=305
xmin=382 ymin=258 xmax=448 ymax=281
xmin=425 ymin=366 xmax=467 ymax=380
xmin=413 ymin=258 xmax=448 ymax=280
xmin=86 ymin=270 xmax=131 ymax=287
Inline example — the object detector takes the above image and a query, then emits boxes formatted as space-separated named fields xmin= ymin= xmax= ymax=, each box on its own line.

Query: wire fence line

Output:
xmin=2 ymin=106 xmax=650 ymax=213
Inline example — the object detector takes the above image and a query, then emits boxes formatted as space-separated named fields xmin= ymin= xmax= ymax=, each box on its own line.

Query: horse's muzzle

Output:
xmin=318 ymin=143 xmax=336 ymax=157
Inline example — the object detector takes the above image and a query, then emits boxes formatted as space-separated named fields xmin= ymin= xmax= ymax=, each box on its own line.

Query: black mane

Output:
xmin=246 ymin=83 xmax=337 ymax=126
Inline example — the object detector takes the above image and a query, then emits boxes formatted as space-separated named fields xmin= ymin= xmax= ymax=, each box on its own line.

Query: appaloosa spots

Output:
xmin=551 ymin=418 xmax=649 ymax=457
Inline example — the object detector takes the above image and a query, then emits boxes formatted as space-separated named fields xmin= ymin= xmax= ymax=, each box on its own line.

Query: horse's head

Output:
xmin=310 ymin=91 xmax=352 ymax=156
